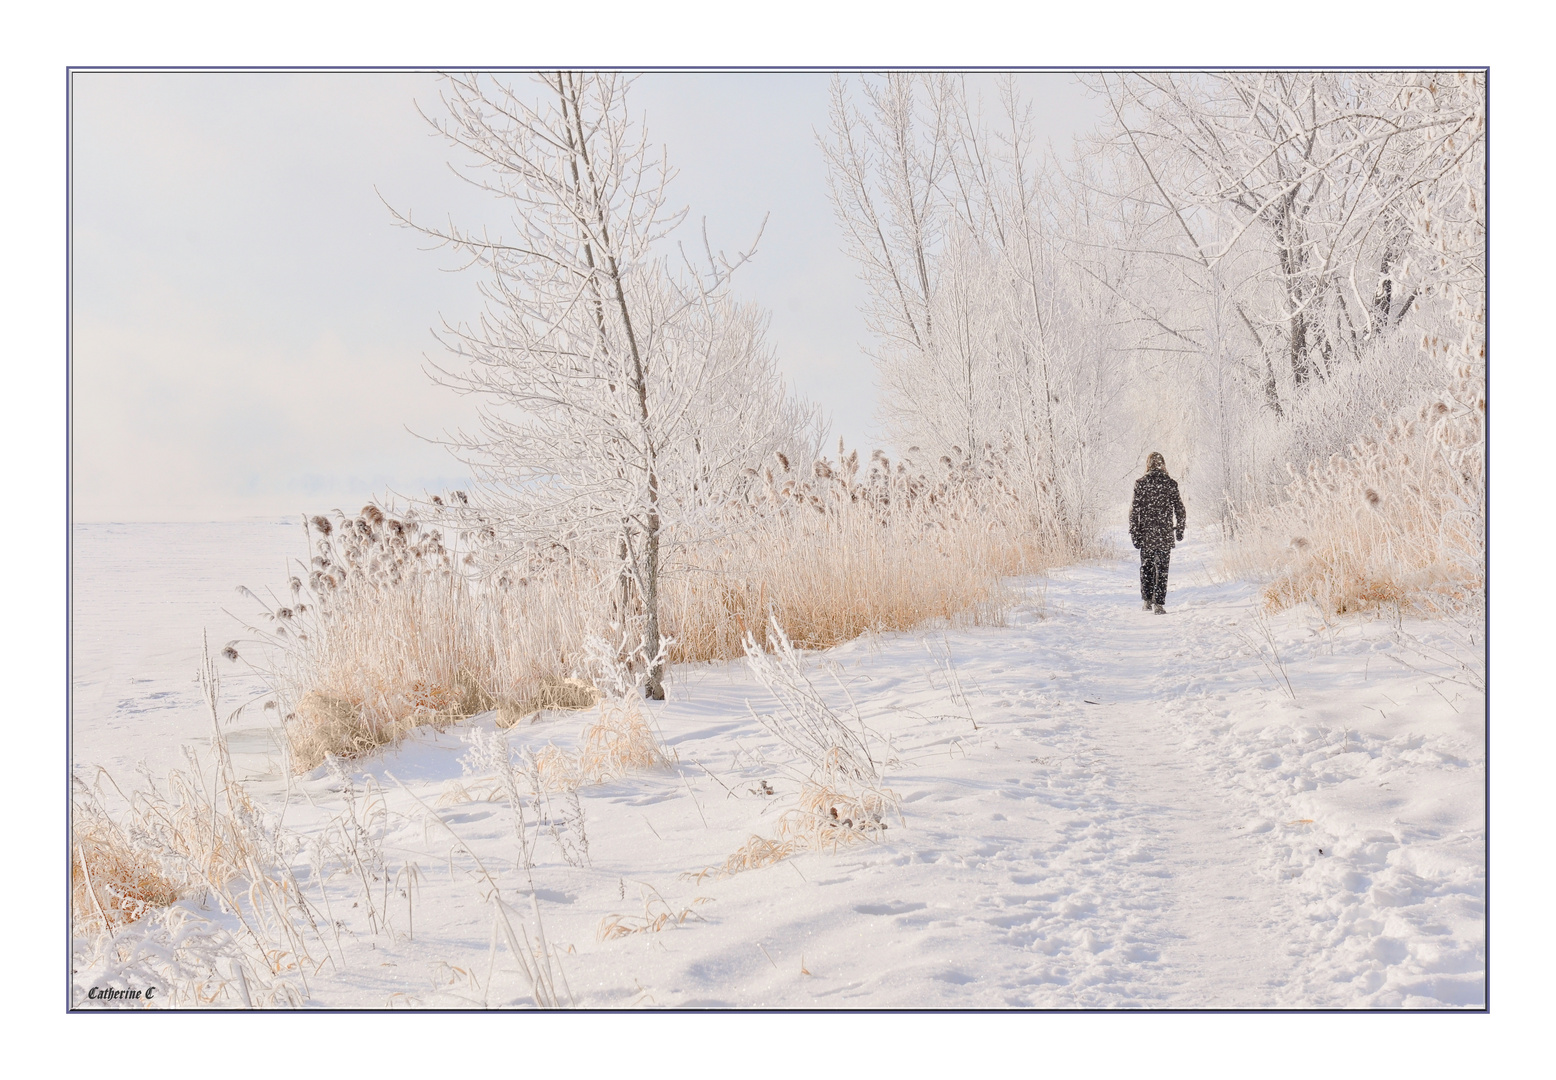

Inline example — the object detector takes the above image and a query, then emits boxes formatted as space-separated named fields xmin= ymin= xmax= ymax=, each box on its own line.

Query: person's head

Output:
xmin=1146 ymin=451 xmax=1166 ymax=475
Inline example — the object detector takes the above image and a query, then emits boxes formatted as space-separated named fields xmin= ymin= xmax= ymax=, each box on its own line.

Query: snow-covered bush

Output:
xmin=1207 ymin=71 xmax=1485 ymax=617
xmin=713 ymin=618 xmax=899 ymax=878
xmin=1228 ymin=361 xmax=1484 ymax=616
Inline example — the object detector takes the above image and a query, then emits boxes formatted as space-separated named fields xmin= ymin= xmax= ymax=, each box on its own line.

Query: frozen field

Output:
xmin=70 ymin=521 xmax=1485 ymax=1008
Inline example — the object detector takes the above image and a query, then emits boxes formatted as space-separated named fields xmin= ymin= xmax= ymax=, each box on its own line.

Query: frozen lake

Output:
xmin=71 ymin=520 xmax=308 ymax=782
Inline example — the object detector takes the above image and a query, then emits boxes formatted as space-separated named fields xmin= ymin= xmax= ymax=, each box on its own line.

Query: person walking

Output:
xmin=1130 ymin=451 xmax=1186 ymax=614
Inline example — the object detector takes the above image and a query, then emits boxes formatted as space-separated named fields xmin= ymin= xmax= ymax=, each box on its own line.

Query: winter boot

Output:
xmin=1153 ymin=603 xmax=1166 ymax=615
xmin=1143 ymin=600 xmax=1153 ymax=612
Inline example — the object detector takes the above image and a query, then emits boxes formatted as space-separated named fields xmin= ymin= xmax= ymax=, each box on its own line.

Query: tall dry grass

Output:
xmin=239 ymin=446 xmax=1074 ymax=772
xmin=233 ymin=505 xmax=600 ymax=771
xmin=72 ymin=641 xmax=340 ymax=1006
xmin=664 ymin=447 xmax=1062 ymax=660
xmin=1227 ymin=362 xmax=1484 ymax=617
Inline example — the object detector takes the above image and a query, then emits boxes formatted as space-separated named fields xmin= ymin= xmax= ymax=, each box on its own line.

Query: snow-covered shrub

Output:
xmin=71 ymin=793 xmax=182 ymax=936
xmin=709 ymin=618 xmax=901 ymax=878
xmin=1228 ymin=362 xmax=1484 ymax=616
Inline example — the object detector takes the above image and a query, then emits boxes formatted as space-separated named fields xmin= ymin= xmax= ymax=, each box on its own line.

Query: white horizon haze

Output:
xmin=70 ymin=70 xmax=1106 ymax=522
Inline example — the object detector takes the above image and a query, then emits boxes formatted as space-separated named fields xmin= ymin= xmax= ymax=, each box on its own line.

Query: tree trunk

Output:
xmin=560 ymin=71 xmax=666 ymax=700
xmin=642 ymin=509 xmax=665 ymax=700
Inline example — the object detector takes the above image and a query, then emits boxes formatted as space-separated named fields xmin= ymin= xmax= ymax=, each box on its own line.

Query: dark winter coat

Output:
xmin=1130 ymin=468 xmax=1186 ymax=554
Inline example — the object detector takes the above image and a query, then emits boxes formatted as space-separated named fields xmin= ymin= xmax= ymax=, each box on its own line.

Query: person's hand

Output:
xmin=1176 ymin=529 xmax=1184 ymax=542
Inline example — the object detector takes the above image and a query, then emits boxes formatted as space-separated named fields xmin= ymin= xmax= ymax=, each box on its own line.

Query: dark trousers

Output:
xmin=1140 ymin=550 xmax=1171 ymax=606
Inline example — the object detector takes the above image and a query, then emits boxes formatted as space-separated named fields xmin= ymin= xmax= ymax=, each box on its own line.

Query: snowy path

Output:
xmin=1010 ymin=545 xmax=1310 ymax=1005
xmin=72 ymin=525 xmax=1486 ymax=1008
xmin=830 ymin=531 xmax=1485 ymax=1007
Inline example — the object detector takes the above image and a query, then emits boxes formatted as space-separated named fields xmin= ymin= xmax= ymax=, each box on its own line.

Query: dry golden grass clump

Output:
xmin=72 ymin=802 xmax=182 ymax=935
xmin=714 ymin=834 xmax=802 ymax=877
xmin=700 ymin=626 xmax=902 ymax=880
xmin=71 ymin=761 xmax=324 ymax=1007
xmin=232 ymin=505 xmax=594 ymax=772
xmin=286 ymin=692 xmax=399 ymax=772
xmin=1229 ymin=363 xmax=1484 ymax=617
xmin=285 ymin=673 xmax=599 ymax=771
xmin=72 ymin=749 xmax=319 ymax=959
xmin=596 ymin=886 xmax=704 ymax=941
xmin=785 ymin=783 xmax=895 ymax=842
xmin=72 ymin=645 xmax=335 ymax=1008
xmin=441 ymin=701 xmax=669 ymax=807
xmin=716 ymin=783 xmax=898 ymax=877
xmin=72 ymin=749 xmax=377 ymax=1007
xmin=528 ymin=702 xmax=670 ymax=792
xmin=495 ymin=676 xmax=600 ymax=728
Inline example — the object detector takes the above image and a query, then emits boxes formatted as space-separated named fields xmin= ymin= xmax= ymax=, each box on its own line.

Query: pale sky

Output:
xmin=70 ymin=70 xmax=1107 ymax=521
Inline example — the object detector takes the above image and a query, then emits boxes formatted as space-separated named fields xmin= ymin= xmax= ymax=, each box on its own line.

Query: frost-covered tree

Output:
xmin=1083 ymin=71 xmax=1484 ymax=521
xmin=822 ymin=71 xmax=1482 ymax=542
xmin=821 ymin=73 xmax=950 ymax=435
xmin=394 ymin=72 xmax=820 ymax=699
xmin=822 ymin=73 xmax=1131 ymax=551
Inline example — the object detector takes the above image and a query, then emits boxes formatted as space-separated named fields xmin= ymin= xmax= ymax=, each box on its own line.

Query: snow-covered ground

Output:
xmin=70 ymin=522 xmax=1485 ymax=1008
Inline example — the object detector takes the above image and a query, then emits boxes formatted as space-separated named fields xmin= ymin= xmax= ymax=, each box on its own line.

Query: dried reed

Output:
xmin=1228 ymin=363 xmax=1484 ymax=618
xmin=245 ymin=445 xmax=1073 ymax=771
xmin=235 ymin=507 xmax=595 ymax=772
xmin=71 ymin=798 xmax=182 ymax=935
xmin=663 ymin=446 xmax=1065 ymax=660
xmin=71 ymin=639 xmax=343 ymax=1006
